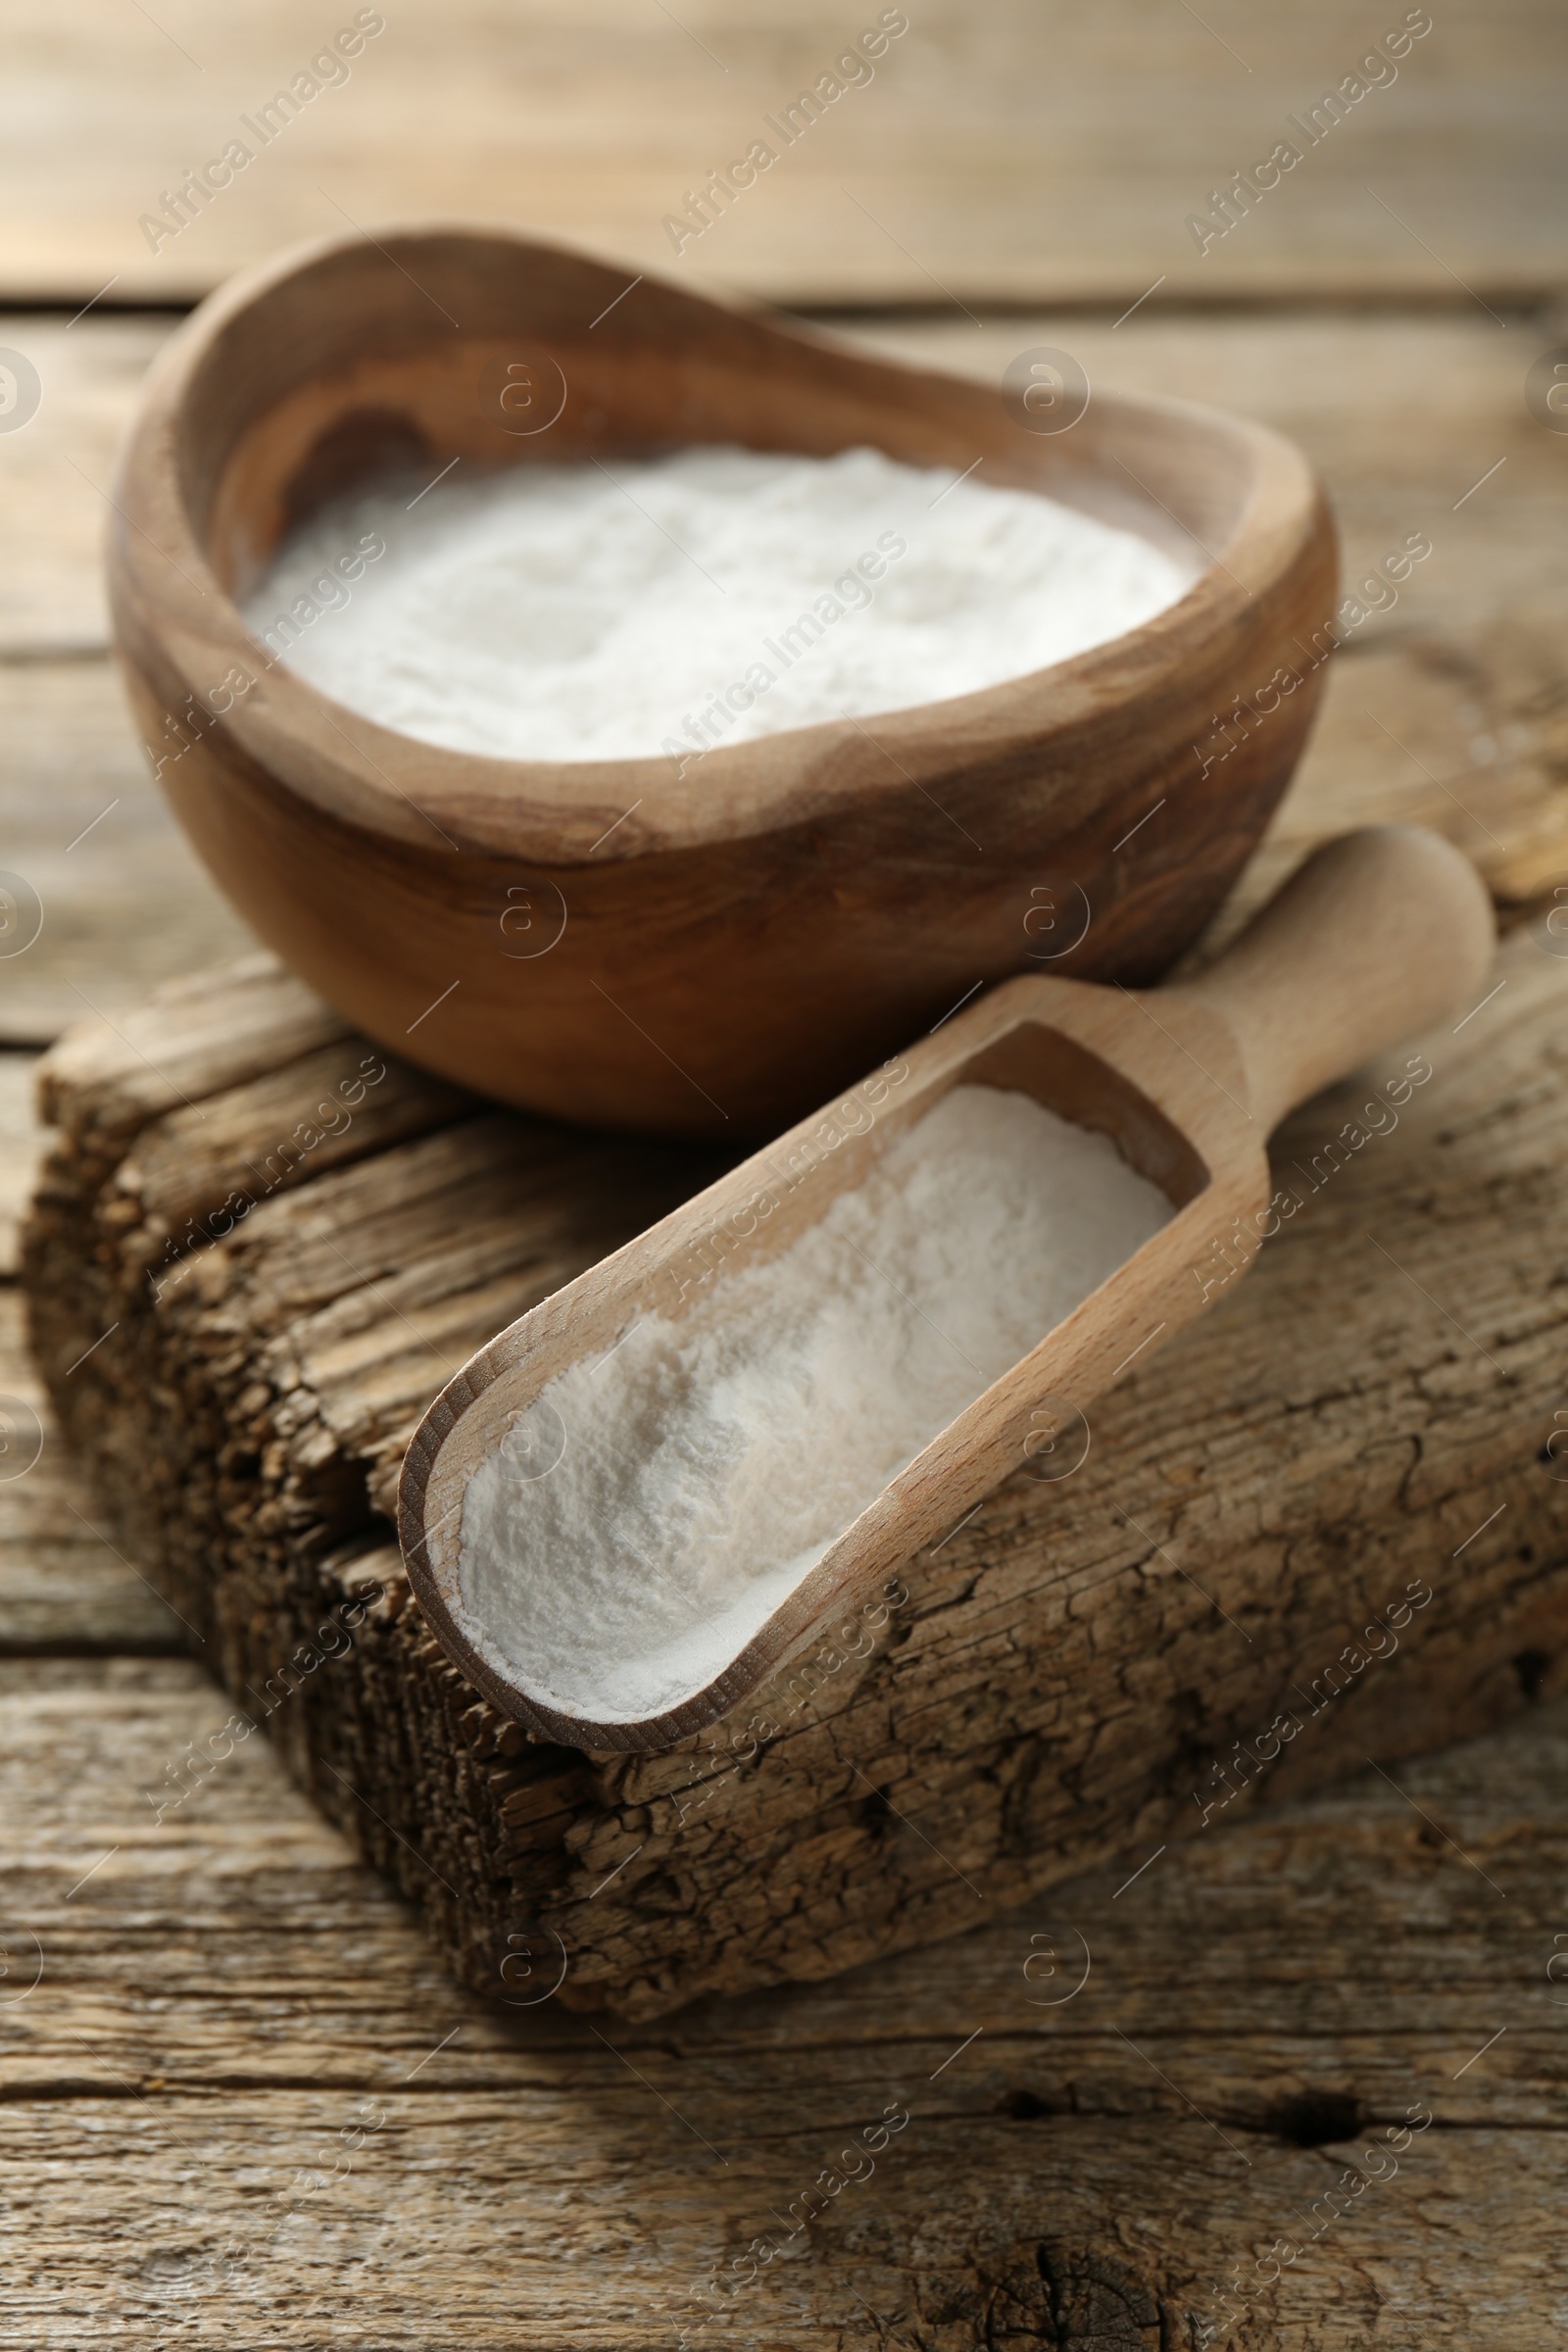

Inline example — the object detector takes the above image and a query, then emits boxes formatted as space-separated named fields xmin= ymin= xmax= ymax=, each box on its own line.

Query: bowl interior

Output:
xmin=178 ymin=231 xmax=1238 ymax=611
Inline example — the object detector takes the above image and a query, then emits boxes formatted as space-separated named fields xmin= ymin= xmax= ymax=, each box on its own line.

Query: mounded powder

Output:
xmin=455 ymin=1084 xmax=1171 ymax=1723
xmin=244 ymin=446 xmax=1189 ymax=762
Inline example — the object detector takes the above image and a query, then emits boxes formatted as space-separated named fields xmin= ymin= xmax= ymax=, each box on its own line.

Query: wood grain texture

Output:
xmin=0 ymin=321 xmax=265 ymax=1044
xmin=0 ymin=1284 xmax=183 ymax=1653
xmin=0 ymin=0 xmax=1561 ymax=306
xmin=0 ymin=318 xmax=171 ymax=657
xmin=3 ymin=1218 xmax=1566 ymax=2343
xmin=0 ymin=662 xmax=256 ymax=1046
xmin=4 ymin=1604 xmax=1568 ymax=2344
xmin=23 ymin=903 xmax=1568 ymax=2024
xmin=0 ymin=128 xmax=1562 ymax=2326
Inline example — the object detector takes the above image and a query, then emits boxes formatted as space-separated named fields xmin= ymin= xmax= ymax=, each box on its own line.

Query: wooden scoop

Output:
xmin=398 ymin=826 xmax=1494 ymax=1753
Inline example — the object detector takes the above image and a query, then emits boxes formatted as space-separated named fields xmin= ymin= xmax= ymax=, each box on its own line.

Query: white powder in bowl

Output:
xmin=244 ymin=446 xmax=1188 ymax=762
xmin=455 ymin=1083 xmax=1171 ymax=1723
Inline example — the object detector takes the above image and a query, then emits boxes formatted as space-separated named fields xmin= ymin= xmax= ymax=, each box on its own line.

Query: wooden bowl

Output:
xmin=109 ymin=225 xmax=1337 ymax=1138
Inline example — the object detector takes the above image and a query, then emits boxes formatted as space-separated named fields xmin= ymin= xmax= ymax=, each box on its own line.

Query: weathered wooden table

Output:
xmin=3 ymin=4 xmax=1567 ymax=2339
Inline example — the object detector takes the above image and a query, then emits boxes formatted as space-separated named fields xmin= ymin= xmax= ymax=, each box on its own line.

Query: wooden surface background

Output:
xmin=2 ymin=3 xmax=1567 ymax=2341
xmin=4 ymin=0 xmax=1564 ymax=305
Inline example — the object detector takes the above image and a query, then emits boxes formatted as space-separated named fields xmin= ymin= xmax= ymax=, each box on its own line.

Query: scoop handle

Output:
xmin=1162 ymin=826 xmax=1495 ymax=1134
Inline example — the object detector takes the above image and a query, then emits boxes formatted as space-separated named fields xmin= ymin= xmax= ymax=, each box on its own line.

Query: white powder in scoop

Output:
xmin=455 ymin=1084 xmax=1171 ymax=1723
xmin=244 ymin=446 xmax=1188 ymax=761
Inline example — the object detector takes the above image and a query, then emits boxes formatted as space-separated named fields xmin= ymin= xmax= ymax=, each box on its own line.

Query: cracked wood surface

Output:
xmin=5 ymin=1151 xmax=1568 ymax=2334
xmin=22 ymin=912 xmax=1568 ymax=2034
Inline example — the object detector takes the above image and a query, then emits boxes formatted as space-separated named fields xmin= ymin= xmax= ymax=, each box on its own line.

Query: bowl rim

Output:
xmin=110 ymin=220 xmax=1328 ymax=865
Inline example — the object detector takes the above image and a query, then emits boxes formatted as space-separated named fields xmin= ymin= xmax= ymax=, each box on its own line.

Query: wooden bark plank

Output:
xmin=4 ymin=1206 xmax=1563 ymax=2345
xmin=35 ymin=954 xmax=352 ymax=1149
xmin=107 ymin=1036 xmax=473 ymax=1274
xmin=2 ymin=1 xmax=1560 ymax=306
xmin=22 ymin=919 xmax=1568 ymax=2028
